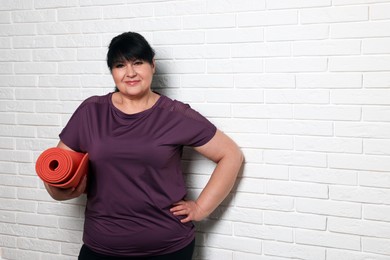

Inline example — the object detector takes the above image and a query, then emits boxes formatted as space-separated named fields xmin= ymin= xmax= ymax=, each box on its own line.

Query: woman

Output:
xmin=44 ymin=32 xmax=243 ymax=260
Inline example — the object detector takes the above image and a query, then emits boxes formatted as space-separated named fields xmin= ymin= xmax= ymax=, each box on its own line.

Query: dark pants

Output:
xmin=78 ymin=239 xmax=195 ymax=260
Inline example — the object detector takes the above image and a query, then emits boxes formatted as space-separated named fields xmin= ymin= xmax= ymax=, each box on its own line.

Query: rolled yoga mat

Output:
xmin=35 ymin=147 xmax=89 ymax=189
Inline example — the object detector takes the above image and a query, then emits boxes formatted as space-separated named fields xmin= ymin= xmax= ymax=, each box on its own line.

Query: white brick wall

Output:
xmin=1 ymin=1 xmax=390 ymax=259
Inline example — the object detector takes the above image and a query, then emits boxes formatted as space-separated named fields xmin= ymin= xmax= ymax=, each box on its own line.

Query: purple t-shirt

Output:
xmin=59 ymin=93 xmax=216 ymax=257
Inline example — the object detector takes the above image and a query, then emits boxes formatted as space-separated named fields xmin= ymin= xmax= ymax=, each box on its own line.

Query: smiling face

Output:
xmin=111 ymin=59 xmax=155 ymax=99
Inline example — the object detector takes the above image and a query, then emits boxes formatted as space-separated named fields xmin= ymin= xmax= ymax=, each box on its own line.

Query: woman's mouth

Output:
xmin=124 ymin=80 xmax=140 ymax=86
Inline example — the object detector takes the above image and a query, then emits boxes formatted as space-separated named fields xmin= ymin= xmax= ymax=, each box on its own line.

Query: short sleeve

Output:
xmin=169 ymin=100 xmax=217 ymax=147
xmin=59 ymin=100 xmax=90 ymax=152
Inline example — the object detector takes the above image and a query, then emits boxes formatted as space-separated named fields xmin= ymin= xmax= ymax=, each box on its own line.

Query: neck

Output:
xmin=114 ymin=91 xmax=158 ymax=114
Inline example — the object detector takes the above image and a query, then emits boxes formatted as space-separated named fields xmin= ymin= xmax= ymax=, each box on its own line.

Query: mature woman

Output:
xmin=44 ymin=32 xmax=243 ymax=260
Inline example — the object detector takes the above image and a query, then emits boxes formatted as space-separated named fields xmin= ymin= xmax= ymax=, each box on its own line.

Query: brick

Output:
xmin=295 ymin=229 xmax=360 ymax=250
xmin=183 ymin=14 xmax=235 ymax=29
xmin=290 ymin=166 xmax=358 ymax=185
xmin=38 ymin=227 xmax=82 ymax=243
xmin=364 ymin=139 xmax=390 ymax=155
xmin=265 ymin=89 xmax=329 ymax=104
xmin=103 ymin=5 xmax=152 ymax=19
xmin=232 ymin=42 xmax=291 ymax=58
xmin=232 ymin=134 xmax=293 ymax=149
xmin=0 ymin=125 xmax=35 ymax=138
xmin=205 ymin=88 xmax=264 ymax=103
xmin=154 ymin=31 xmax=205 ymax=45
xmin=233 ymin=104 xmax=293 ymax=119
xmin=335 ymin=122 xmax=390 ymax=138
xmin=33 ymin=49 xmax=77 ymax=61
xmin=295 ymin=136 xmax=362 ymax=153
xmin=269 ymin=120 xmax=333 ymax=136
xmin=0 ymin=49 xmax=32 ymax=61
xmin=173 ymin=44 xmax=230 ymax=59
xmin=207 ymin=58 xmax=263 ymax=73
xmin=363 ymin=237 xmax=390 ymax=255
xmin=265 ymin=57 xmax=327 ymax=72
xmin=370 ymin=3 xmax=390 ymax=20
xmin=332 ymin=89 xmax=390 ymax=105
xmin=243 ymin=163 xmax=289 ymax=180
xmin=0 ymin=62 xmax=13 ymax=74
xmin=34 ymin=0 xmax=78 ymax=9
xmin=266 ymin=180 xmax=328 ymax=199
xmin=12 ymin=10 xmax=56 ymax=23
xmin=266 ymin=24 xmax=329 ymax=41
xmin=156 ymin=60 xmax=206 ymax=74
xmin=56 ymin=34 xmax=101 ymax=48
xmin=264 ymin=211 xmax=326 ymax=230
xmin=237 ymin=10 xmax=297 ymax=27
xmin=294 ymin=105 xmax=361 ymax=121
xmin=293 ymin=39 xmax=361 ymax=56
xmin=17 ymin=237 xmax=60 ymax=253
xmin=330 ymin=56 xmax=390 ymax=72
xmin=17 ymin=113 xmax=60 ymax=126
xmin=206 ymin=28 xmax=264 ymax=43
xmin=80 ymin=0 xmax=126 ymax=6
xmin=235 ymin=192 xmax=294 ymax=211
xmin=363 ymin=204 xmax=390 ymax=222
xmin=0 ymin=0 xmax=33 ymax=11
xmin=263 ymin=241 xmax=326 ymax=260
xmin=0 ymin=198 xmax=36 ymax=212
xmin=296 ymin=198 xmax=361 ymax=218
xmin=364 ymin=72 xmax=390 ymax=88
xmin=235 ymin=178 xmax=265 ymax=193
xmin=235 ymin=222 xmax=293 ymax=242
xmin=329 ymin=217 xmax=390 ymax=239
xmin=58 ymin=62 xmax=106 ymax=75
xmin=267 ymin=0 xmax=330 ymax=9
xmin=300 ymin=6 xmax=368 ymax=24
xmin=14 ymin=62 xmax=57 ymax=75
xmin=0 ymin=37 xmax=11 ymax=48
xmin=297 ymin=73 xmax=362 ymax=89
xmin=216 ymin=207 xmax=263 ymax=224
xmin=37 ymin=22 xmax=81 ymax=35
xmin=363 ymin=38 xmax=390 ymax=54
xmin=360 ymin=171 xmax=390 ymax=188
xmin=331 ymin=21 xmax=390 ymax=38
xmin=13 ymin=36 xmax=55 ymax=49
xmin=206 ymin=234 xmax=261 ymax=254
xmin=58 ymin=7 xmax=102 ymax=21
xmin=181 ymin=75 xmax=234 ymax=88
xmin=330 ymin=186 xmax=390 ymax=205
xmin=234 ymin=73 xmax=295 ymax=88
xmin=329 ymin=153 xmax=390 ymax=172
xmin=15 ymin=88 xmax=58 ymax=100
xmin=334 ymin=0 xmax=390 ymax=5
xmin=264 ymin=150 xmax=327 ymax=168
xmin=154 ymin=1 xmax=206 ymax=16
xmin=0 ymin=12 xmax=11 ymax=24
xmin=196 ymin=219 xmax=233 ymax=235
xmin=207 ymin=0 xmax=266 ymax=13
xmin=327 ymin=248 xmax=390 ymax=260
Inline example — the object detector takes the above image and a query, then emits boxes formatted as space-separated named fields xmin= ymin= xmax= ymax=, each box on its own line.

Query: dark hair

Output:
xmin=106 ymin=32 xmax=155 ymax=71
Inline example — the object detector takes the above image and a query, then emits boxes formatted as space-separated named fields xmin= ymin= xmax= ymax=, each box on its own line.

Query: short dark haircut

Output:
xmin=106 ymin=32 xmax=155 ymax=71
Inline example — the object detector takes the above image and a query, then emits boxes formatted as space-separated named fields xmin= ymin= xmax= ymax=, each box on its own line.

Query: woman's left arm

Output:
xmin=171 ymin=129 xmax=244 ymax=223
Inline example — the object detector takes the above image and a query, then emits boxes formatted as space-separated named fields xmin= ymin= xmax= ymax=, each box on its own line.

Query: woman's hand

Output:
xmin=170 ymin=200 xmax=208 ymax=223
xmin=44 ymin=175 xmax=87 ymax=201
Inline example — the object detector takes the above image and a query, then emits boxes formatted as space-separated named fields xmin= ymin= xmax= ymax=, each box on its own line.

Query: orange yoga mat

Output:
xmin=35 ymin=147 xmax=89 ymax=189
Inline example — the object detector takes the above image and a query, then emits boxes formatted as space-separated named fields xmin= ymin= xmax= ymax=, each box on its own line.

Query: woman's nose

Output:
xmin=126 ymin=64 xmax=136 ymax=77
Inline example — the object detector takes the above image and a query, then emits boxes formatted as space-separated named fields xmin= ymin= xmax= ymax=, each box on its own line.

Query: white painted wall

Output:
xmin=1 ymin=0 xmax=390 ymax=259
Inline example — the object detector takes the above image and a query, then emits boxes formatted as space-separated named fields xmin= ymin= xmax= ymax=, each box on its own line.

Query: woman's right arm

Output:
xmin=43 ymin=141 xmax=87 ymax=201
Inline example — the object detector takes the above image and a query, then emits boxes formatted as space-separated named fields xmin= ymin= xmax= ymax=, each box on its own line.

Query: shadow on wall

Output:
xmin=182 ymin=147 xmax=245 ymax=259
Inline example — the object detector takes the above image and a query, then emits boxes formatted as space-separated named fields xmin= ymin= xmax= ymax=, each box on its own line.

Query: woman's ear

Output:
xmin=152 ymin=58 xmax=156 ymax=74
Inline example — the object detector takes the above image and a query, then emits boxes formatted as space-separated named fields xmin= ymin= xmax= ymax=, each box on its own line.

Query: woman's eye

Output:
xmin=114 ymin=63 xmax=125 ymax=68
xmin=133 ymin=60 xmax=143 ymax=66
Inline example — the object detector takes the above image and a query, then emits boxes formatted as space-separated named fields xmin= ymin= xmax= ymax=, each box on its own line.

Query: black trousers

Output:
xmin=78 ymin=239 xmax=195 ymax=260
